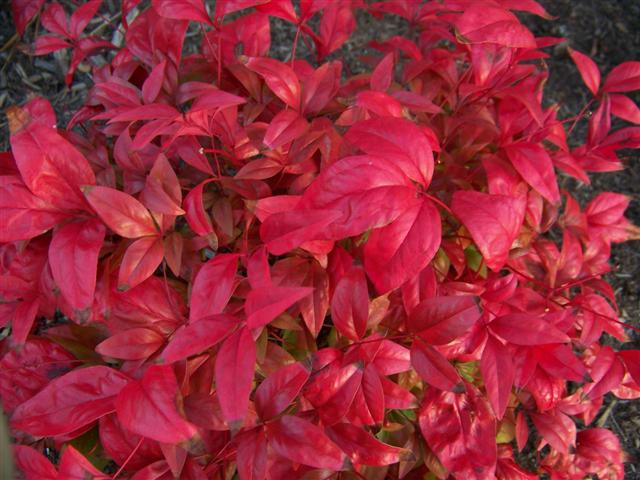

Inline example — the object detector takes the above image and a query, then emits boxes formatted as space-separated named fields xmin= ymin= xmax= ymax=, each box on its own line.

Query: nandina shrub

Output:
xmin=2 ymin=0 xmax=640 ymax=478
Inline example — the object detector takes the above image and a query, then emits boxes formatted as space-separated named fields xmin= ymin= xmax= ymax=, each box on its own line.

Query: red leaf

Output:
xmin=95 ymin=327 xmax=164 ymax=360
xmin=364 ymin=198 xmax=441 ymax=294
xmin=480 ymin=335 xmax=514 ymax=419
xmin=370 ymin=52 xmax=394 ymax=92
xmin=419 ymin=384 xmax=497 ymax=480
xmin=214 ymin=0 xmax=269 ymax=17
xmin=456 ymin=6 xmax=536 ymax=48
xmin=327 ymin=423 xmax=408 ymax=466
xmin=189 ymin=254 xmax=239 ymax=321
xmin=300 ymin=155 xmax=415 ymax=239
xmin=408 ymin=295 xmax=480 ymax=345
xmin=451 ymin=191 xmax=526 ymax=271
xmin=13 ymin=445 xmax=57 ymax=480
xmin=619 ymin=350 xmax=640 ymax=385
xmin=48 ymin=218 xmax=105 ymax=314
xmin=152 ymin=0 xmax=212 ymax=25
xmin=235 ymin=158 xmax=283 ymax=181
xmin=118 ymin=236 xmax=164 ymax=291
xmin=603 ymin=61 xmax=640 ymax=93
xmin=568 ymin=48 xmax=600 ymax=95
xmin=381 ymin=377 xmax=418 ymax=409
xmin=585 ymin=346 xmax=625 ymax=400
xmin=331 ymin=266 xmax=369 ymax=341
xmin=58 ymin=445 xmax=109 ymax=479
xmin=142 ymin=154 xmax=184 ymax=216
xmin=0 ymin=176 xmax=68 ymax=242
xmin=237 ymin=428 xmax=268 ymax=480
xmin=9 ymin=118 xmax=95 ymax=211
xmin=489 ymin=314 xmax=570 ymax=345
xmin=115 ymin=365 xmax=198 ymax=443
xmin=260 ymin=208 xmax=343 ymax=255
xmin=345 ymin=118 xmax=434 ymax=187
xmin=161 ymin=314 xmax=236 ymax=363
xmin=244 ymin=57 xmax=301 ymax=110
xmin=33 ymin=35 xmax=71 ymax=54
xmin=530 ymin=411 xmax=576 ymax=454
xmin=262 ymin=110 xmax=309 ymax=150
xmin=504 ymin=142 xmax=560 ymax=203
xmin=183 ymin=179 xmax=215 ymax=236
xmin=142 ymin=60 xmax=167 ymax=105
xmin=266 ymin=415 xmax=347 ymax=470
xmin=83 ymin=186 xmax=158 ymax=238
xmin=610 ymin=93 xmax=640 ymax=124
xmin=411 ymin=340 xmax=463 ymax=392
xmin=69 ymin=0 xmax=102 ymax=38
xmin=11 ymin=366 xmax=129 ymax=436
xmin=214 ymin=326 xmax=256 ymax=429
xmin=11 ymin=0 xmax=46 ymax=35
xmin=245 ymin=285 xmax=312 ymax=329
xmin=317 ymin=4 xmax=355 ymax=59
xmin=255 ymin=362 xmax=310 ymax=420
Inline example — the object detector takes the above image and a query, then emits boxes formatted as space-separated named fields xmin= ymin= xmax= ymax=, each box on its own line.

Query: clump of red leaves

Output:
xmin=3 ymin=0 xmax=640 ymax=479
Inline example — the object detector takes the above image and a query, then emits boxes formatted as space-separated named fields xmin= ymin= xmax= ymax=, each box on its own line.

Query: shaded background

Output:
xmin=0 ymin=0 xmax=638 ymax=476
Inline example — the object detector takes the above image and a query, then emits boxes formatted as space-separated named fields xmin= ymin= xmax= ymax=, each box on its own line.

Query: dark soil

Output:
xmin=1 ymin=0 xmax=639 ymax=477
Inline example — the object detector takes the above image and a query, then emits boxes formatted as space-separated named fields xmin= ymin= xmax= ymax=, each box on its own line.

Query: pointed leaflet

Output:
xmin=568 ymin=48 xmax=600 ymax=95
xmin=189 ymin=254 xmax=239 ymax=321
xmin=504 ymin=143 xmax=560 ymax=203
xmin=152 ymin=0 xmax=212 ymax=25
xmin=9 ymin=117 xmax=95 ymax=211
xmin=58 ymin=445 xmax=109 ymax=480
xmin=13 ymin=445 xmax=57 ymax=480
xmin=345 ymin=117 xmax=434 ymax=187
xmin=317 ymin=3 xmax=355 ymax=59
xmin=408 ymin=295 xmax=481 ymax=345
xmin=260 ymin=208 xmax=343 ymax=255
xmin=95 ymin=327 xmax=164 ymax=360
xmin=370 ymin=52 xmax=394 ymax=92
xmin=266 ymin=415 xmax=346 ymax=470
xmin=530 ymin=411 xmax=576 ymax=454
xmin=83 ymin=186 xmax=158 ymax=238
xmin=411 ymin=340 xmax=463 ymax=392
xmin=451 ymin=191 xmax=526 ymax=271
xmin=331 ymin=266 xmax=369 ymax=341
xmin=364 ymin=198 xmax=441 ymax=294
xmin=603 ymin=61 xmax=640 ymax=93
xmin=255 ymin=362 xmax=310 ymax=420
xmin=262 ymin=110 xmax=309 ymax=150
xmin=116 ymin=365 xmax=197 ymax=443
xmin=610 ymin=94 xmax=640 ymax=124
xmin=142 ymin=154 xmax=184 ymax=216
xmin=455 ymin=6 xmax=536 ymax=48
xmin=0 ymin=175 xmax=68 ymax=242
xmin=328 ymin=423 xmax=407 ymax=467
xmin=215 ymin=326 xmax=256 ymax=429
xmin=237 ymin=428 xmax=268 ymax=480
xmin=299 ymin=155 xmax=416 ymax=240
xmin=161 ymin=314 xmax=236 ymax=363
xmin=243 ymin=57 xmax=301 ymax=110
xmin=585 ymin=346 xmax=625 ymax=400
xmin=489 ymin=314 xmax=570 ymax=345
xmin=480 ymin=335 xmax=514 ymax=419
xmin=11 ymin=366 xmax=129 ymax=436
xmin=619 ymin=350 xmax=640 ymax=385
xmin=117 ymin=236 xmax=164 ymax=291
xmin=419 ymin=384 xmax=497 ymax=480
xmin=245 ymin=286 xmax=313 ymax=329
xmin=11 ymin=0 xmax=46 ymax=35
xmin=48 ymin=218 xmax=105 ymax=313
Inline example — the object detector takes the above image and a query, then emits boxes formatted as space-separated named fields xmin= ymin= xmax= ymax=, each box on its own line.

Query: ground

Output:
xmin=1 ymin=0 xmax=638 ymax=477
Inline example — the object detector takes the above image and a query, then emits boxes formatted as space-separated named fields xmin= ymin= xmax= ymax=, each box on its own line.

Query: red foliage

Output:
xmin=3 ymin=0 xmax=640 ymax=478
